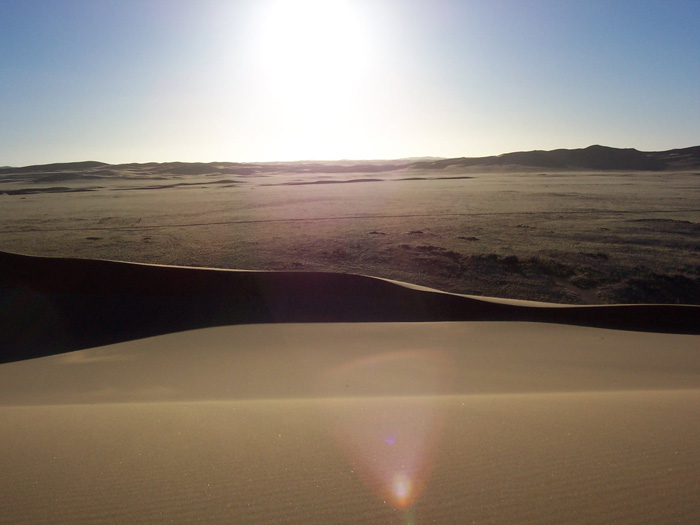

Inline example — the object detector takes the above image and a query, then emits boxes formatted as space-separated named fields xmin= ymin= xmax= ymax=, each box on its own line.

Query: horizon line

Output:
xmin=4 ymin=143 xmax=700 ymax=169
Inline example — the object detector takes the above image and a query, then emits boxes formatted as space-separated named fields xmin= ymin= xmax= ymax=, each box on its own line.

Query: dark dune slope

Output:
xmin=1 ymin=250 xmax=699 ymax=362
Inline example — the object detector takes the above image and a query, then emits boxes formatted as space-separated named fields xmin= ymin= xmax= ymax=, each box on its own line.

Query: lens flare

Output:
xmin=321 ymin=350 xmax=453 ymax=510
xmin=392 ymin=472 xmax=412 ymax=507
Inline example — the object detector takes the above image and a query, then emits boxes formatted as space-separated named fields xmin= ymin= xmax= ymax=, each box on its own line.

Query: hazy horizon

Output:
xmin=4 ymin=142 xmax=700 ymax=170
xmin=2 ymin=0 xmax=699 ymax=166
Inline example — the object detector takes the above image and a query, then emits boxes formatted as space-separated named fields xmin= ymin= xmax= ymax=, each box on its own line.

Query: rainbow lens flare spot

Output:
xmin=392 ymin=472 xmax=412 ymax=507
xmin=321 ymin=350 xmax=454 ymax=511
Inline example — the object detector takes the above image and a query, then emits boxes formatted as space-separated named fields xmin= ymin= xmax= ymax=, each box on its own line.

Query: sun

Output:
xmin=257 ymin=0 xmax=370 ymax=82
xmin=251 ymin=0 xmax=375 ymax=159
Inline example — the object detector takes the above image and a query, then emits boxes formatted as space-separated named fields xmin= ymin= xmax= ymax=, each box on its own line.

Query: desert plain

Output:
xmin=1 ymin=150 xmax=700 ymax=523
xmin=1 ymin=155 xmax=699 ymax=304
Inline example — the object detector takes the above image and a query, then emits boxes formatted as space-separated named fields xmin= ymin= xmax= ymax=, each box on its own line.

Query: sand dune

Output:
xmin=1 ymin=253 xmax=700 ymax=522
xmin=1 ymin=392 xmax=699 ymax=524
xmin=2 ymin=250 xmax=699 ymax=362
xmin=1 ymin=322 xmax=699 ymax=523
xmin=2 ymin=322 xmax=700 ymax=405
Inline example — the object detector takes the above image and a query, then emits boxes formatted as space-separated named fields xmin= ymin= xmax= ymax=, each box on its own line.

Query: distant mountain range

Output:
xmin=2 ymin=145 xmax=700 ymax=174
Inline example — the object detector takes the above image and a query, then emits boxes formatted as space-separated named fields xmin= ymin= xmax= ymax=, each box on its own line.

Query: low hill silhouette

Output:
xmin=2 ymin=145 xmax=699 ymax=175
xmin=417 ymin=145 xmax=700 ymax=171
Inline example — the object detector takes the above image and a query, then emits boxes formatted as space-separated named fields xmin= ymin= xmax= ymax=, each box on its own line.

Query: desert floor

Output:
xmin=1 ymin=166 xmax=699 ymax=304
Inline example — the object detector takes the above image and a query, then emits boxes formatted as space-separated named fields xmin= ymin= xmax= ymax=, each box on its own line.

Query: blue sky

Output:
xmin=1 ymin=0 xmax=699 ymax=165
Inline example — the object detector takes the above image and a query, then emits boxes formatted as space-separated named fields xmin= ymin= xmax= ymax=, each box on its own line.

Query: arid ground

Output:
xmin=2 ymin=161 xmax=699 ymax=304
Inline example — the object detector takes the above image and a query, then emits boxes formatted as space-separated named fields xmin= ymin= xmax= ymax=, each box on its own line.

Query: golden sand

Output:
xmin=1 ymin=321 xmax=699 ymax=523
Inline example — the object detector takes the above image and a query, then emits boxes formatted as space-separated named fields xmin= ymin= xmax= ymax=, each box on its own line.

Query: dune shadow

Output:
xmin=1 ymin=250 xmax=699 ymax=362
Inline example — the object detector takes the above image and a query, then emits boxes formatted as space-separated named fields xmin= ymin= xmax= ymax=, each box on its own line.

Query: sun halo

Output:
xmin=251 ymin=0 xmax=376 ymax=160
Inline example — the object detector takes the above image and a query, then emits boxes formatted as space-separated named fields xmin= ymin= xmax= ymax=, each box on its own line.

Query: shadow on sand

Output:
xmin=2 ymin=250 xmax=699 ymax=362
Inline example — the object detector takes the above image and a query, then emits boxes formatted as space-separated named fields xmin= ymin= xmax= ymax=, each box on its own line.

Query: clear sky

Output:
xmin=1 ymin=0 xmax=699 ymax=165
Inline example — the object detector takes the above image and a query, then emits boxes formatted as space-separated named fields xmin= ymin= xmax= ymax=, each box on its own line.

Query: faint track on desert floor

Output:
xmin=2 ymin=208 xmax=700 ymax=234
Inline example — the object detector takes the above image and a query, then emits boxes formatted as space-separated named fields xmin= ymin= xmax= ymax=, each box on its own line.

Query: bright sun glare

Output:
xmin=254 ymin=0 xmax=374 ymax=159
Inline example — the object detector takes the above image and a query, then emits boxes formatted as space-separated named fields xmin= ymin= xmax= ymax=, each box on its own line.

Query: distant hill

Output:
xmin=2 ymin=145 xmax=699 ymax=174
xmin=0 ymin=161 xmax=108 ymax=174
xmin=414 ymin=145 xmax=700 ymax=171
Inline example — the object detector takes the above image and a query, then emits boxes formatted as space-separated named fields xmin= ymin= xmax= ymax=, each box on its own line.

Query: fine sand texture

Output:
xmin=1 ymin=322 xmax=700 ymax=523
xmin=1 ymin=253 xmax=700 ymax=523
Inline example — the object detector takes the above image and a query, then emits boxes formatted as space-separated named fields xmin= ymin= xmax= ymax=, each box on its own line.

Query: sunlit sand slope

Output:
xmin=1 ymin=322 xmax=700 ymax=404
xmin=2 ymin=250 xmax=699 ymax=362
xmin=1 ymin=393 xmax=699 ymax=524
xmin=1 ymin=322 xmax=699 ymax=523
